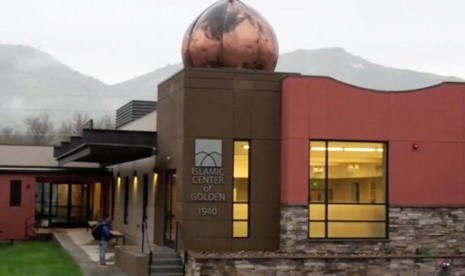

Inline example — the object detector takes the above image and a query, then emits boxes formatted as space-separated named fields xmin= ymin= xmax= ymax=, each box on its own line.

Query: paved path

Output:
xmin=53 ymin=229 xmax=127 ymax=276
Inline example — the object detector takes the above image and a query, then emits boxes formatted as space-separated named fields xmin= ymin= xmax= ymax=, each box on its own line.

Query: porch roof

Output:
xmin=54 ymin=129 xmax=156 ymax=166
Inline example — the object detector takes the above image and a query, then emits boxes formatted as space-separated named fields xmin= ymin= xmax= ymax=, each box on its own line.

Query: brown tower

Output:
xmin=155 ymin=0 xmax=286 ymax=252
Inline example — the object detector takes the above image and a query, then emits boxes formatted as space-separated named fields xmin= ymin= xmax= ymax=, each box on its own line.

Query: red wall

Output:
xmin=281 ymin=76 xmax=465 ymax=205
xmin=0 ymin=175 xmax=36 ymax=240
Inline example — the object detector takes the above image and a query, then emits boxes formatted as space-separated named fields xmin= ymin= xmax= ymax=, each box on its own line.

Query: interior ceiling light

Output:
xmin=242 ymin=144 xmax=250 ymax=150
xmin=311 ymin=147 xmax=383 ymax=152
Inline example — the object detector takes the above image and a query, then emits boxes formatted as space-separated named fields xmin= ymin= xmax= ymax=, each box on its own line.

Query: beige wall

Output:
xmin=0 ymin=145 xmax=98 ymax=168
xmin=118 ymin=111 xmax=157 ymax=131
xmin=0 ymin=145 xmax=57 ymax=166
xmin=110 ymin=156 xmax=156 ymax=250
xmin=107 ymin=109 xmax=158 ymax=249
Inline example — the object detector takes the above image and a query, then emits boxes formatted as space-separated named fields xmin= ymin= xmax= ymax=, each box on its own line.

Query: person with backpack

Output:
xmin=94 ymin=217 xmax=112 ymax=267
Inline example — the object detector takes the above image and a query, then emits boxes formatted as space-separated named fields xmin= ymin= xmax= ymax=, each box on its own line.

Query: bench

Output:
xmin=110 ymin=230 xmax=125 ymax=245
xmin=87 ymin=221 xmax=98 ymax=232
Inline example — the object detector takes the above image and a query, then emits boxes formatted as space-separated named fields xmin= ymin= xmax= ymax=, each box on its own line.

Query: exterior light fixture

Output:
xmin=133 ymin=171 xmax=138 ymax=190
xmin=152 ymin=168 xmax=158 ymax=188
xmin=439 ymin=260 xmax=451 ymax=269
xmin=412 ymin=143 xmax=419 ymax=150
xmin=310 ymin=147 xmax=383 ymax=152
xmin=117 ymin=173 xmax=121 ymax=190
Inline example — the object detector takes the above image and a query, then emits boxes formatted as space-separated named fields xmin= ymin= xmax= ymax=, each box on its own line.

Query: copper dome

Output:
xmin=182 ymin=0 xmax=279 ymax=72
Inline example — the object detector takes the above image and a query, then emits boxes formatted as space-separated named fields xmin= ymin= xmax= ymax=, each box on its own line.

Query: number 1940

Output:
xmin=197 ymin=207 xmax=218 ymax=216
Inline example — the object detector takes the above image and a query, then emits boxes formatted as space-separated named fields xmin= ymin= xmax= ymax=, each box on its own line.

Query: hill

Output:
xmin=276 ymin=47 xmax=462 ymax=90
xmin=1 ymin=44 xmax=462 ymax=129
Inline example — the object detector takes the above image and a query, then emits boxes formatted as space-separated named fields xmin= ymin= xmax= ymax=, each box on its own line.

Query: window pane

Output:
xmin=233 ymin=221 xmax=248 ymax=238
xmin=233 ymin=203 xmax=248 ymax=220
xmin=309 ymin=222 xmax=325 ymax=238
xmin=234 ymin=141 xmax=249 ymax=178
xmin=233 ymin=179 xmax=248 ymax=202
xmin=308 ymin=204 xmax=325 ymax=220
xmin=57 ymin=184 xmax=68 ymax=206
xmin=328 ymin=222 xmax=386 ymax=238
xmin=328 ymin=204 xmax=385 ymax=221
xmin=328 ymin=142 xmax=385 ymax=204
xmin=309 ymin=141 xmax=326 ymax=203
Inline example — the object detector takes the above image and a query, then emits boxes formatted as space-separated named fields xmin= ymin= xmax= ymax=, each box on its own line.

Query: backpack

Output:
xmin=91 ymin=224 xmax=102 ymax=240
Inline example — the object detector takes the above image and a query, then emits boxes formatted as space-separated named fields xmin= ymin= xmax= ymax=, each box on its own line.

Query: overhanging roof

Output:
xmin=54 ymin=129 xmax=156 ymax=166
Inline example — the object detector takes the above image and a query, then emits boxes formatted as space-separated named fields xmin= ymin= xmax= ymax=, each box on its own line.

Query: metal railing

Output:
xmin=24 ymin=214 xmax=36 ymax=239
xmin=141 ymin=219 xmax=153 ymax=275
xmin=175 ymin=221 xmax=188 ymax=265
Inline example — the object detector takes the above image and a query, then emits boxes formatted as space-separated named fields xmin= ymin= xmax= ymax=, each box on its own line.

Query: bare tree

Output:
xmin=0 ymin=126 xmax=23 ymax=144
xmin=94 ymin=114 xmax=115 ymax=130
xmin=23 ymin=112 xmax=54 ymax=145
xmin=57 ymin=112 xmax=91 ymax=137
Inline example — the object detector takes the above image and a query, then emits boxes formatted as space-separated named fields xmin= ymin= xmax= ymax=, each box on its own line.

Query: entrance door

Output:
xmin=49 ymin=183 xmax=89 ymax=227
xmin=164 ymin=170 xmax=177 ymax=247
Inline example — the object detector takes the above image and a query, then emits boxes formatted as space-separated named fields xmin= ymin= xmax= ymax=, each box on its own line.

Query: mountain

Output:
xmin=109 ymin=63 xmax=182 ymax=100
xmin=112 ymin=47 xmax=463 ymax=100
xmin=276 ymin=47 xmax=462 ymax=90
xmin=0 ymin=44 xmax=112 ymax=128
xmin=1 ymin=44 xmax=463 ymax=129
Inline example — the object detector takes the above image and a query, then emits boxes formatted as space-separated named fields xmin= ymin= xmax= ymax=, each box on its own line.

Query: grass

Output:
xmin=0 ymin=240 xmax=83 ymax=276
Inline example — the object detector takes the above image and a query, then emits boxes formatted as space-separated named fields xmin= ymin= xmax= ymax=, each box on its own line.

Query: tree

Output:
xmin=0 ymin=126 xmax=22 ymax=144
xmin=23 ymin=112 xmax=54 ymax=145
xmin=57 ymin=112 xmax=91 ymax=137
xmin=94 ymin=114 xmax=115 ymax=130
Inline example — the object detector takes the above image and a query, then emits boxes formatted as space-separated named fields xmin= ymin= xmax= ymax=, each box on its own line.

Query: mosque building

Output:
xmin=2 ymin=0 xmax=465 ymax=274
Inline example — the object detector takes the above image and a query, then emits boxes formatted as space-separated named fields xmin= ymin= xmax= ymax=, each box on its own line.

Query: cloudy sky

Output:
xmin=1 ymin=0 xmax=464 ymax=84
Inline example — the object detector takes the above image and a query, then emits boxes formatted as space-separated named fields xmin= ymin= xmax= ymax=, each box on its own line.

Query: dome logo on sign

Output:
xmin=195 ymin=139 xmax=222 ymax=167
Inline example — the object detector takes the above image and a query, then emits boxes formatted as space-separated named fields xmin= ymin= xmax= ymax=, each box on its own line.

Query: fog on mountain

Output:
xmin=0 ymin=44 xmax=462 ymax=145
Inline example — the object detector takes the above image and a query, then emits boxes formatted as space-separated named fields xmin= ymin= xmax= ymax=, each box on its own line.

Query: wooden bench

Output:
xmin=110 ymin=230 xmax=125 ymax=245
xmin=87 ymin=221 xmax=98 ymax=231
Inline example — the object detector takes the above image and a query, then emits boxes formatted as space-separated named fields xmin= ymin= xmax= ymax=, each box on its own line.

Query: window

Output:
xmin=10 ymin=180 xmax=22 ymax=207
xmin=309 ymin=141 xmax=387 ymax=238
xmin=233 ymin=140 xmax=250 ymax=238
xmin=111 ymin=176 xmax=118 ymax=220
xmin=124 ymin=176 xmax=129 ymax=224
xmin=142 ymin=174 xmax=149 ymax=224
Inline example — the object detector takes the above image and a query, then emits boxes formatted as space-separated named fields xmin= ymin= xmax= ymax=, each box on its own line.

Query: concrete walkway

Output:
xmin=53 ymin=228 xmax=127 ymax=276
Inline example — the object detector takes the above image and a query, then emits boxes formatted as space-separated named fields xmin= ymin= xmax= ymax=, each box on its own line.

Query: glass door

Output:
xmin=70 ymin=184 xmax=89 ymax=224
xmin=50 ymin=183 xmax=69 ymax=225
xmin=49 ymin=183 xmax=90 ymax=227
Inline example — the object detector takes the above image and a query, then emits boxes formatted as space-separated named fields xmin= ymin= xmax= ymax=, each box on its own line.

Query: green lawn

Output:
xmin=0 ymin=240 xmax=83 ymax=276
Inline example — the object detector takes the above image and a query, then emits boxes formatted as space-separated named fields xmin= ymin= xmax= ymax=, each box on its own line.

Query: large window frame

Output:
xmin=308 ymin=140 xmax=388 ymax=239
xmin=232 ymin=140 xmax=250 ymax=238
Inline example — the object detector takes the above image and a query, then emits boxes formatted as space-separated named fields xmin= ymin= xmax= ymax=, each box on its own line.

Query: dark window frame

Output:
xmin=10 ymin=180 xmax=22 ymax=207
xmin=142 ymin=173 xmax=149 ymax=225
xmin=232 ymin=139 xmax=251 ymax=239
xmin=123 ymin=176 xmax=129 ymax=224
xmin=308 ymin=140 xmax=389 ymax=239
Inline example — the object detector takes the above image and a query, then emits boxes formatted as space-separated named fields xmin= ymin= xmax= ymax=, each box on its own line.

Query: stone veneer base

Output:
xmin=184 ymin=205 xmax=465 ymax=275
